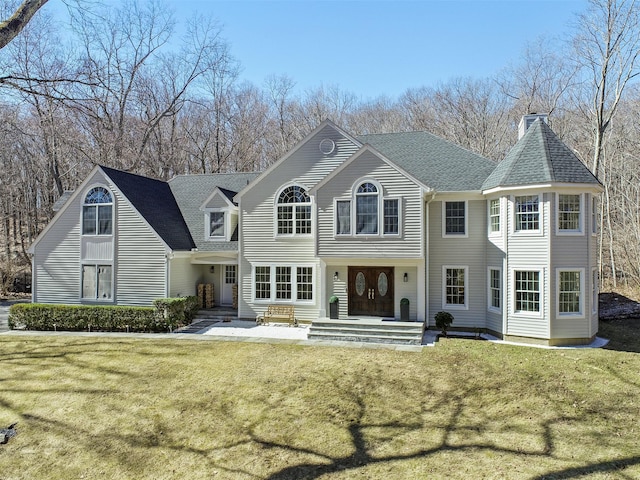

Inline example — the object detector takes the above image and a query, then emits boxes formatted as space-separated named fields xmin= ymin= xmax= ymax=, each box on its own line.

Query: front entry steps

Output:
xmin=308 ymin=318 xmax=424 ymax=345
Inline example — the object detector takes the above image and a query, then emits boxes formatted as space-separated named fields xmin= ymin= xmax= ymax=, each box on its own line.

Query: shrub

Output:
xmin=329 ymin=296 xmax=339 ymax=304
xmin=8 ymin=297 xmax=199 ymax=333
xmin=400 ymin=298 xmax=410 ymax=306
xmin=434 ymin=311 xmax=454 ymax=336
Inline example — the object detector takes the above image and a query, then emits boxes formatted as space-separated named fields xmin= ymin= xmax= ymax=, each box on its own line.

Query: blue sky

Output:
xmin=53 ymin=0 xmax=587 ymax=100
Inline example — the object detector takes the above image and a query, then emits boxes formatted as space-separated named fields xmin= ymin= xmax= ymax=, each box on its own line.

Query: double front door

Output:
xmin=348 ymin=267 xmax=394 ymax=317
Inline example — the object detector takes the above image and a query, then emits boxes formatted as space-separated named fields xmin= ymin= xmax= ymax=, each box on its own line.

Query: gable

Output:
xmin=235 ymin=120 xmax=362 ymax=206
xmin=201 ymin=187 xmax=237 ymax=210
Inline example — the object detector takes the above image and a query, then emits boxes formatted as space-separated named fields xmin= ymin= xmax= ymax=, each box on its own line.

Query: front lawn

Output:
xmin=0 ymin=327 xmax=639 ymax=479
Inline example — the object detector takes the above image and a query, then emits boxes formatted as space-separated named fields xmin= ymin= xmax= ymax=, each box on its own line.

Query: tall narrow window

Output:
xmin=592 ymin=196 xmax=598 ymax=235
xmin=209 ymin=212 xmax=225 ymax=238
xmin=336 ymin=200 xmax=351 ymax=235
xmin=356 ymin=182 xmax=378 ymax=234
xmin=82 ymin=186 xmax=113 ymax=235
xmin=445 ymin=201 xmax=466 ymax=235
xmin=558 ymin=194 xmax=581 ymax=232
xmin=297 ymin=267 xmax=313 ymax=300
xmin=489 ymin=268 xmax=501 ymax=311
xmin=444 ymin=267 xmax=466 ymax=307
xmin=255 ymin=266 xmax=271 ymax=299
xmin=383 ymin=199 xmax=399 ymax=235
xmin=559 ymin=270 xmax=582 ymax=315
xmin=277 ymin=186 xmax=311 ymax=235
xmin=489 ymin=199 xmax=500 ymax=233
xmin=275 ymin=266 xmax=292 ymax=299
xmin=515 ymin=195 xmax=539 ymax=231
xmin=515 ymin=270 xmax=540 ymax=313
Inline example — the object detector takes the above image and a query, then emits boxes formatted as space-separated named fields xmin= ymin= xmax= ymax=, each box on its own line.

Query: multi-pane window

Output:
xmin=225 ymin=265 xmax=236 ymax=284
xmin=275 ymin=266 xmax=292 ymax=300
xmin=445 ymin=201 xmax=466 ymax=235
xmin=336 ymin=200 xmax=351 ymax=235
xmin=277 ymin=186 xmax=311 ymax=235
xmin=82 ymin=186 xmax=113 ymax=235
xmin=559 ymin=270 xmax=581 ymax=314
xmin=255 ymin=265 xmax=313 ymax=302
xmin=356 ymin=182 xmax=378 ymax=234
xmin=515 ymin=195 xmax=539 ymax=231
xmin=297 ymin=267 xmax=313 ymax=300
xmin=209 ymin=212 xmax=225 ymax=237
xmin=383 ymin=199 xmax=399 ymax=235
xmin=489 ymin=199 xmax=500 ymax=233
xmin=445 ymin=267 xmax=466 ymax=306
xmin=558 ymin=194 xmax=581 ymax=232
xmin=82 ymin=265 xmax=112 ymax=300
xmin=255 ymin=266 xmax=271 ymax=299
xmin=489 ymin=268 xmax=501 ymax=310
xmin=515 ymin=270 xmax=540 ymax=313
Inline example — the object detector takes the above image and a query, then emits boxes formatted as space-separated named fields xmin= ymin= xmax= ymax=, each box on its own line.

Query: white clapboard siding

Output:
xmin=505 ymin=193 xmax=550 ymax=339
xmin=316 ymin=151 xmax=423 ymax=258
xmin=427 ymin=200 xmax=487 ymax=328
xmin=238 ymin=124 xmax=359 ymax=319
xmin=32 ymin=199 xmax=82 ymax=304
xmin=169 ymin=256 xmax=198 ymax=298
xmin=113 ymin=186 xmax=169 ymax=306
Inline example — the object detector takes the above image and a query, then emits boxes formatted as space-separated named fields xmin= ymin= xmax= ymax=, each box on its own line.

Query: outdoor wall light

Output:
xmin=334 ymin=272 xmax=339 ymax=281
xmin=403 ymin=272 xmax=408 ymax=282
xmin=210 ymin=266 xmax=215 ymax=273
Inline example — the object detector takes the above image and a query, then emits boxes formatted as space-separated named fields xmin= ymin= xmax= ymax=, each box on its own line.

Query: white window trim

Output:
xmin=556 ymin=268 xmax=585 ymax=318
xmin=512 ymin=194 xmax=543 ymax=236
xmin=487 ymin=267 xmax=502 ymax=313
xmin=252 ymin=263 xmax=315 ymax=304
xmin=204 ymin=209 xmax=229 ymax=241
xmin=511 ymin=267 xmax=544 ymax=318
xmin=274 ymin=184 xmax=314 ymax=239
xmin=442 ymin=200 xmax=468 ymax=238
xmin=488 ymin=198 xmax=501 ymax=236
xmin=334 ymin=198 xmax=351 ymax=236
xmin=556 ymin=193 xmax=584 ymax=236
xmin=442 ymin=265 xmax=469 ymax=310
xmin=333 ymin=179 xmax=402 ymax=238
xmin=81 ymin=183 xmax=114 ymax=237
xmin=80 ymin=263 xmax=115 ymax=303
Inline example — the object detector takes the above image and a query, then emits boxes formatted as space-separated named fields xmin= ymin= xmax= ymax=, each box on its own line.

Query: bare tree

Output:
xmin=0 ymin=0 xmax=48 ymax=50
xmin=574 ymin=0 xmax=640 ymax=176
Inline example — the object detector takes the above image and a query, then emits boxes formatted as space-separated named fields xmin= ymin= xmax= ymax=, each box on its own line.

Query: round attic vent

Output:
xmin=319 ymin=138 xmax=336 ymax=155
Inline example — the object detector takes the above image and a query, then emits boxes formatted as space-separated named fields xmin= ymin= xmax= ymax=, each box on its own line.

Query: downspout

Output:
xmin=165 ymin=251 xmax=174 ymax=298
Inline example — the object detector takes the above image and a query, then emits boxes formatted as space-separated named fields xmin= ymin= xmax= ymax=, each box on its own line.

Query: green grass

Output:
xmin=0 ymin=327 xmax=639 ymax=479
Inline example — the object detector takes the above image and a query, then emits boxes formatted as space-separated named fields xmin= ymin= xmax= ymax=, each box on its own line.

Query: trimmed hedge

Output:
xmin=8 ymin=296 xmax=200 ymax=333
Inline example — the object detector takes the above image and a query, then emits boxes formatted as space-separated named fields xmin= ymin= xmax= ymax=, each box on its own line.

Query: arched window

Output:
xmin=82 ymin=186 xmax=113 ymax=235
xmin=277 ymin=185 xmax=311 ymax=235
xmin=356 ymin=182 xmax=378 ymax=235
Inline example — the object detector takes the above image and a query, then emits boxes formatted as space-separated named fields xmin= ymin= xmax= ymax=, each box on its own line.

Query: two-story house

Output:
xmin=28 ymin=115 xmax=602 ymax=345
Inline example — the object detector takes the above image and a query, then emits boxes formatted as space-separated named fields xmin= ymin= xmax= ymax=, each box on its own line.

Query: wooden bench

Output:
xmin=256 ymin=305 xmax=298 ymax=327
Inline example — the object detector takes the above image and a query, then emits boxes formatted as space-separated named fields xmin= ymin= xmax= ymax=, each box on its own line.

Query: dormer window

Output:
xmin=276 ymin=185 xmax=311 ymax=236
xmin=208 ymin=212 xmax=225 ymax=238
xmin=82 ymin=186 xmax=113 ymax=235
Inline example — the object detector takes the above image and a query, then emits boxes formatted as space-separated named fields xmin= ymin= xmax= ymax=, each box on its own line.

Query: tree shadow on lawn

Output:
xmin=1 ymin=340 xmax=639 ymax=479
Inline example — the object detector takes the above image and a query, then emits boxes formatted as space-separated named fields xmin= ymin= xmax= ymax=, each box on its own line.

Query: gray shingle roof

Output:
xmin=169 ymin=173 xmax=260 ymax=252
xmin=358 ymin=131 xmax=497 ymax=191
xmin=482 ymin=119 xmax=600 ymax=191
xmin=101 ymin=166 xmax=196 ymax=251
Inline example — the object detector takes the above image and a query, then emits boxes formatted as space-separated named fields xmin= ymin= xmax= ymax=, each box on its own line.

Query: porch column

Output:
xmin=318 ymin=259 xmax=327 ymax=318
xmin=417 ymin=261 xmax=426 ymax=323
